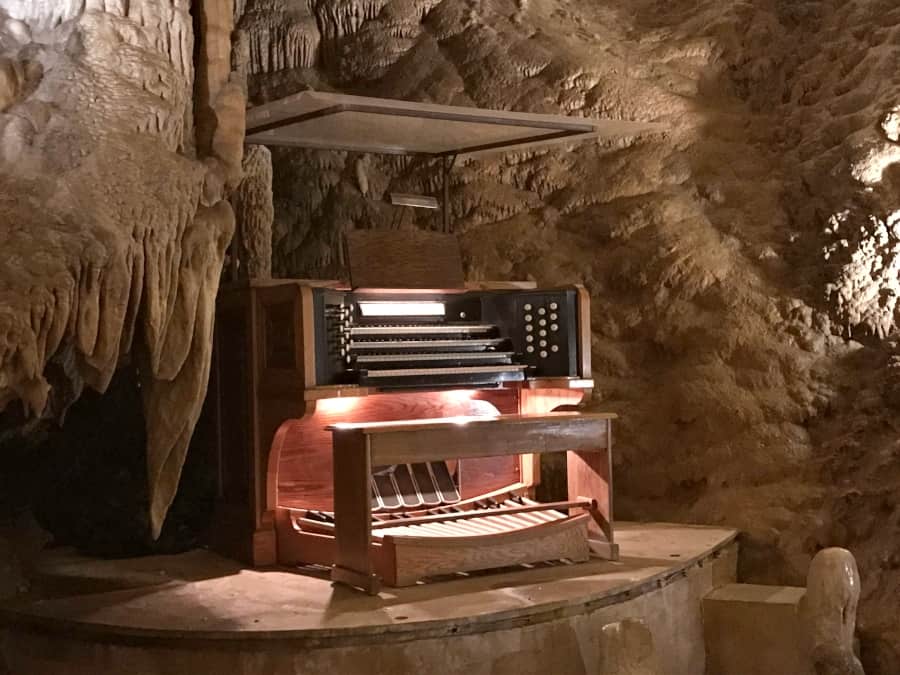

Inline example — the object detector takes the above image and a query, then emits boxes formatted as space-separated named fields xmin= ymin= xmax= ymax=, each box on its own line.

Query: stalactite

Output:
xmin=311 ymin=0 xmax=386 ymax=43
xmin=236 ymin=0 xmax=319 ymax=74
xmin=0 ymin=0 xmax=243 ymax=538
xmin=141 ymin=0 xmax=243 ymax=538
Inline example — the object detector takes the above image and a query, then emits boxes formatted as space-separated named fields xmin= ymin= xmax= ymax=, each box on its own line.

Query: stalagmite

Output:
xmin=800 ymin=548 xmax=865 ymax=675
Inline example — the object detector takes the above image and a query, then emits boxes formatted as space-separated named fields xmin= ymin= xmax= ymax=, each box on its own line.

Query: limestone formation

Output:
xmin=236 ymin=0 xmax=319 ymax=75
xmin=800 ymin=548 xmax=865 ymax=675
xmin=825 ymin=210 xmax=900 ymax=339
xmin=800 ymin=548 xmax=863 ymax=675
xmin=0 ymin=0 xmax=242 ymax=537
xmin=230 ymin=144 xmax=275 ymax=279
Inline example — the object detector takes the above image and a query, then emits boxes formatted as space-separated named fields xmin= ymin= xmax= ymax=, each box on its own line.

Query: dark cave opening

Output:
xmin=0 ymin=365 xmax=215 ymax=558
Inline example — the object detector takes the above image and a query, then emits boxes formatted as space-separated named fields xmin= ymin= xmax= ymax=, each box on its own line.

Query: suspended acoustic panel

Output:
xmin=245 ymin=91 xmax=663 ymax=157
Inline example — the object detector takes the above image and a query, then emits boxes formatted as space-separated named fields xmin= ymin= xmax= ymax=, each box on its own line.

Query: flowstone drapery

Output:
xmin=0 ymin=0 xmax=243 ymax=537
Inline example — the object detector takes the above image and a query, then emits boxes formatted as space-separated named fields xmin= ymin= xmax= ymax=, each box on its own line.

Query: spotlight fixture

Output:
xmin=387 ymin=193 xmax=439 ymax=209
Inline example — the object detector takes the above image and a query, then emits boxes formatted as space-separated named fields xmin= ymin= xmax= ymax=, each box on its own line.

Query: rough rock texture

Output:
xmin=230 ymin=144 xmax=275 ymax=278
xmin=235 ymin=0 xmax=319 ymax=75
xmin=800 ymin=547 xmax=864 ymax=675
xmin=242 ymin=0 xmax=900 ymax=670
xmin=0 ymin=0 xmax=242 ymax=539
xmin=0 ymin=513 xmax=47 ymax=598
xmin=0 ymin=0 xmax=897 ymax=669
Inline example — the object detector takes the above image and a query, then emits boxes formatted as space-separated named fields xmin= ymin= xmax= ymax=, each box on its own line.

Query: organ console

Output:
xmin=205 ymin=231 xmax=617 ymax=593
xmin=204 ymin=91 xmax=657 ymax=592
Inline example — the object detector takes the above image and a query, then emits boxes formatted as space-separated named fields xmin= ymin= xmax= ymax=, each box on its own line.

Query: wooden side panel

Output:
xmin=518 ymin=388 xmax=585 ymax=489
xmin=276 ymin=523 xmax=336 ymax=567
xmin=458 ymin=456 xmax=521 ymax=500
xmin=251 ymin=285 xmax=307 ymax=562
xmin=208 ymin=281 xmax=310 ymax=566
xmin=567 ymin=419 xmax=614 ymax=543
xmin=576 ymin=285 xmax=592 ymax=379
xmin=254 ymin=283 xmax=307 ymax=397
xmin=459 ymin=389 xmax=521 ymax=499
xmin=331 ymin=431 xmax=378 ymax=593
xmin=299 ymin=286 xmax=317 ymax=389
xmin=519 ymin=389 xmax=584 ymax=413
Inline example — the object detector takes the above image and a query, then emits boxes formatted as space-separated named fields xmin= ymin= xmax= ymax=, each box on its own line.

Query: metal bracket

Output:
xmin=441 ymin=154 xmax=458 ymax=233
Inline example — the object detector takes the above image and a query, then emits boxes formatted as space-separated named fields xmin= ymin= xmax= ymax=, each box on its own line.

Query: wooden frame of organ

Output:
xmin=205 ymin=273 xmax=617 ymax=592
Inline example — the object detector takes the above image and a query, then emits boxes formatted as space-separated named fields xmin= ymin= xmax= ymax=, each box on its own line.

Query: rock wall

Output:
xmin=242 ymin=0 xmax=899 ymax=670
xmin=0 ymin=0 xmax=243 ymax=539
xmin=230 ymin=144 xmax=275 ymax=278
xmin=0 ymin=0 xmax=896 ymax=669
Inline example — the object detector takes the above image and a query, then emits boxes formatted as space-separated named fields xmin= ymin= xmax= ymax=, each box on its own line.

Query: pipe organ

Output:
xmin=206 ymin=241 xmax=616 ymax=593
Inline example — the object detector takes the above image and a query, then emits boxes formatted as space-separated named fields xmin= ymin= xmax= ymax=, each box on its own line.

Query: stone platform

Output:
xmin=0 ymin=522 xmax=737 ymax=675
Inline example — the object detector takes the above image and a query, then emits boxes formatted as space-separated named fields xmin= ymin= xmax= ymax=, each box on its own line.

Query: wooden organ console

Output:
xmin=206 ymin=234 xmax=617 ymax=593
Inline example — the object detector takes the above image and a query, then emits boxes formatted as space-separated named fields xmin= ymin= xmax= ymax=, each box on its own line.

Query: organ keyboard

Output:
xmin=314 ymin=286 xmax=584 ymax=389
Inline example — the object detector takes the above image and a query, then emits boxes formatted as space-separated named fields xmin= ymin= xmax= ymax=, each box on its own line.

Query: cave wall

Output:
xmin=0 ymin=0 xmax=897 ymax=669
xmin=240 ymin=0 xmax=900 ymax=669
xmin=0 ymin=0 xmax=243 ymax=539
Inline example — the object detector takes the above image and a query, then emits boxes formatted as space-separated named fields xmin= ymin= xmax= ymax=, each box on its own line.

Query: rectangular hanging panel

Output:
xmin=245 ymin=91 xmax=663 ymax=157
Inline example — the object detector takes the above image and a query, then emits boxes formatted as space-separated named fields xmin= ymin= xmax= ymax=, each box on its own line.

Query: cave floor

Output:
xmin=0 ymin=522 xmax=736 ymax=640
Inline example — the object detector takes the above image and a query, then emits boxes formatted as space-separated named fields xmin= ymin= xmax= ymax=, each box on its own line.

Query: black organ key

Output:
xmin=393 ymin=464 xmax=423 ymax=508
xmin=372 ymin=466 xmax=402 ymax=509
xmin=429 ymin=460 xmax=460 ymax=503
xmin=411 ymin=463 xmax=441 ymax=506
